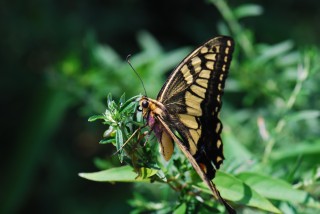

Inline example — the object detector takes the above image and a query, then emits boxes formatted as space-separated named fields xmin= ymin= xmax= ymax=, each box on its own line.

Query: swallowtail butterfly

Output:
xmin=139 ymin=36 xmax=235 ymax=213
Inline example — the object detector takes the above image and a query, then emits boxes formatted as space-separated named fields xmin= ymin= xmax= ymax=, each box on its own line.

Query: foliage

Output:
xmin=47 ymin=31 xmax=192 ymax=115
xmin=80 ymin=0 xmax=320 ymax=213
xmin=3 ymin=0 xmax=320 ymax=214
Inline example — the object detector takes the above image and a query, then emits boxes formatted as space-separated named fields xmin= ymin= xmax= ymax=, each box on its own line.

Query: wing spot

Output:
xmin=227 ymin=40 xmax=232 ymax=47
xmin=185 ymin=91 xmax=202 ymax=106
xmin=199 ymin=163 xmax=208 ymax=174
xmin=185 ymin=91 xmax=203 ymax=116
xmin=215 ymin=122 xmax=221 ymax=134
xmin=179 ymin=114 xmax=199 ymax=129
xmin=196 ymin=78 xmax=208 ymax=88
xmin=217 ymin=139 xmax=222 ymax=149
xmin=204 ymin=54 xmax=216 ymax=61
xmin=217 ymin=95 xmax=221 ymax=103
xmin=218 ymin=83 xmax=222 ymax=91
xmin=181 ymin=65 xmax=193 ymax=84
xmin=200 ymin=46 xmax=209 ymax=54
xmin=222 ymin=64 xmax=226 ymax=72
xmin=191 ymin=57 xmax=202 ymax=67
xmin=187 ymin=107 xmax=202 ymax=116
xmin=206 ymin=61 xmax=214 ymax=70
xmin=216 ymin=156 xmax=223 ymax=164
xmin=189 ymin=129 xmax=200 ymax=155
xmin=199 ymin=70 xmax=210 ymax=79
xmin=190 ymin=85 xmax=206 ymax=98
xmin=224 ymin=56 xmax=228 ymax=62
xmin=219 ymin=74 xmax=224 ymax=81
xmin=215 ymin=46 xmax=220 ymax=53
xmin=225 ymin=47 xmax=230 ymax=54
xmin=194 ymin=65 xmax=202 ymax=73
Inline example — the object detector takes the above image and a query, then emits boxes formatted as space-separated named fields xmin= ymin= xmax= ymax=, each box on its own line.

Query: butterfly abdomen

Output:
xmin=141 ymin=97 xmax=175 ymax=161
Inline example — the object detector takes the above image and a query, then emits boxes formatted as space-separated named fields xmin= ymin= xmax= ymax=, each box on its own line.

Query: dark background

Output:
xmin=1 ymin=0 xmax=319 ymax=213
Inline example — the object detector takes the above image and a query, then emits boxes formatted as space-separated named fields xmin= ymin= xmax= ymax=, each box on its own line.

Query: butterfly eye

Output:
xmin=142 ymin=100 xmax=149 ymax=108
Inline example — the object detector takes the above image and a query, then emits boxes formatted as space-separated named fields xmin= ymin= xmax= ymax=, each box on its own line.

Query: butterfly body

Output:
xmin=140 ymin=97 xmax=175 ymax=161
xmin=139 ymin=36 xmax=235 ymax=213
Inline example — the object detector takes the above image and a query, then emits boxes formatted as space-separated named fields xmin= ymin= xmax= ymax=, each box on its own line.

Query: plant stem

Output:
xmin=263 ymin=57 xmax=309 ymax=163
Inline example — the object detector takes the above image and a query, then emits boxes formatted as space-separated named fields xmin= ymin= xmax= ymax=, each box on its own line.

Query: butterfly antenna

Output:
xmin=126 ymin=54 xmax=148 ymax=96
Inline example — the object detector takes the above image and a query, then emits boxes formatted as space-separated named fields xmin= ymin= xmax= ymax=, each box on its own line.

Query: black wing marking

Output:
xmin=157 ymin=36 xmax=234 ymax=179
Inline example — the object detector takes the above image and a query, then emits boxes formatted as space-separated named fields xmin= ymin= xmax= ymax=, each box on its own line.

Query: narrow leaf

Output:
xmin=79 ymin=165 xmax=153 ymax=182
xmin=173 ymin=203 xmax=187 ymax=214
xmin=271 ymin=141 xmax=320 ymax=166
xmin=256 ymin=41 xmax=294 ymax=64
xmin=119 ymin=93 xmax=126 ymax=107
xmin=234 ymin=4 xmax=263 ymax=19
xmin=237 ymin=172 xmax=320 ymax=209
xmin=121 ymin=101 xmax=137 ymax=115
xmin=116 ymin=127 xmax=124 ymax=162
xmin=120 ymin=95 xmax=140 ymax=112
xmin=107 ymin=93 xmax=113 ymax=109
xmin=88 ymin=114 xmax=105 ymax=122
xmin=137 ymin=31 xmax=162 ymax=55
xmin=286 ymin=110 xmax=320 ymax=122
xmin=99 ymin=138 xmax=115 ymax=144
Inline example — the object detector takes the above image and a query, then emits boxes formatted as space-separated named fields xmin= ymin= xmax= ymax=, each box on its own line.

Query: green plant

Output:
xmin=83 ymin=94 xmax=283 ymax=213
xmin=77 ymin=1 xmax=320 ymax=213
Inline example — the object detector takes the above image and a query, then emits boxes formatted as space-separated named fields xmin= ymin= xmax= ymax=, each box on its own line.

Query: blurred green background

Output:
xmin=1 ymin=0 xmax=319 ymax=213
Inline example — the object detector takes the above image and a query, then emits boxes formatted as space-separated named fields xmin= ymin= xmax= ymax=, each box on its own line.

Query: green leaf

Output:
xmin=234 ymin=4 xmax=263 ymax=19
xmin=88 ymin=114 xmax=105 ymax=122
xmin=78 ymin=165 xmax=155 ymax=182
xmin=119 ymin=95 xmax=140 ymax=114
xmin=137 ymin=31 xmax=162 ymax=55
xmin=120 ymin=101 xmax=137 ymax=115
xmin=115 ymin=127 xmax=124 ymax=162
xmin=271 ymin=141 xmax=320 ymax=166
xmin=94 ymin=44 xmax=122 ymax=69
xmin=195 ymin=171 xmax=281 ymax=213
xmin=107 ymin=93 xmax=113 ymax=109
xmin=119 ymin=93 xmax=126 ymax=107
xmin=256 ymin=40 xmax=294 ymax=64
xmin=99 ymin=138 xmax=115 ymax=144
xmin=223 ymin=129 xmax=254 ymax=170
xmin=286 ymin=110 xmax=320 ymax=122
xmin=173 ymin=203 xmax=187 ymax=214
xmin=237 ymin=172 xmax=320 ymax=209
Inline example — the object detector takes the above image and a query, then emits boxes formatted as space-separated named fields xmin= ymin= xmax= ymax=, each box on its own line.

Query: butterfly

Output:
xmin=139 ymin=36 xmax=235 ymax=213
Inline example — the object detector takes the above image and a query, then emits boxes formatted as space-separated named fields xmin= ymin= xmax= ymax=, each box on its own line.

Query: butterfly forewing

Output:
xmin=156 ymin=36 xmax=234 ymax=179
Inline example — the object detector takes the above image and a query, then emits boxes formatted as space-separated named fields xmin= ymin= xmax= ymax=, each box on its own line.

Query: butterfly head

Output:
xmin=138 ymin=96 xmax=150 ymax=117
xmin=139 ymin=96 xmax=165 ymax=119
xmin=141 ymin=98 xmax=149 ymax=109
